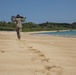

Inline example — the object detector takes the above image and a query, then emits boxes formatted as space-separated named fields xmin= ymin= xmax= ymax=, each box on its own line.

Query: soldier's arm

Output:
xmin=11 ymin=16 xmax=16 ymax=22
xmin=21 ymin=17 xmax=26 ymax=22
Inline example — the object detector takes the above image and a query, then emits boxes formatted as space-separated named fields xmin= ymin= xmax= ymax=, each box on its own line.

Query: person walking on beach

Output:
xmin=11 ymin=14 xmax=26 ymax=39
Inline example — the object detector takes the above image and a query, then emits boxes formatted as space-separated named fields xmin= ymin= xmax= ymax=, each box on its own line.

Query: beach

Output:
xmin=0 ymin=31 xmax=76 ymax=75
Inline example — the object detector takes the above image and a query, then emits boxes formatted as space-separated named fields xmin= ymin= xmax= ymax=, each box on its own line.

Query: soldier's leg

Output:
xmin=18 ymin=28 xmax=21 ymax=39
xmin=16 ymin=27 xmax=20 ymax=39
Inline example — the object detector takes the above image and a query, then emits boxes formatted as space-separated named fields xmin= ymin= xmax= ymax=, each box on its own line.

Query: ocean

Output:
xmin=36 ymin=30 xmax=76 ymax=38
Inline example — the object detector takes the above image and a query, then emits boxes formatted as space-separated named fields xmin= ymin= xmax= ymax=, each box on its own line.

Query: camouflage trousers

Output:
xmin=16 ymin=27 xmax=22 ymax=39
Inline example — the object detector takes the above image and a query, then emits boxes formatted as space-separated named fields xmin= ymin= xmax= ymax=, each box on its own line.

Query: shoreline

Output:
xmin=28 ymin=30 xmax=76 ymax=38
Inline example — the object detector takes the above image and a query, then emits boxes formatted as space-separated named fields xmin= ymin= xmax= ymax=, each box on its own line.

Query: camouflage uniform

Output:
xmin=11 ymin=15 xmax=25 ymax=39
xmin=16 ymin=18 xmax=22 ymax=39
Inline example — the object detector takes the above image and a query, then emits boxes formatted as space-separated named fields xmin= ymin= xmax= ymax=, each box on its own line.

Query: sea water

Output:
xmin=36 ymin=30 xmax=76 ymax=38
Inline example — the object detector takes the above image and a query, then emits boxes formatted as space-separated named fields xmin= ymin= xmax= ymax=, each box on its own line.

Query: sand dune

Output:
xmin=0 ymin=31 xmax=76 ymax=75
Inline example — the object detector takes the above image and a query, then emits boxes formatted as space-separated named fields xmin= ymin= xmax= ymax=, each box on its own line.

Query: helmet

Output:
xmin=16 ymin=14 xmax=20 ymax=18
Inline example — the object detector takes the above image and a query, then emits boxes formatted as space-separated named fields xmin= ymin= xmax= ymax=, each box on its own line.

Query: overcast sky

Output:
xmin=0 ymin=0 xmax=76 ymax=23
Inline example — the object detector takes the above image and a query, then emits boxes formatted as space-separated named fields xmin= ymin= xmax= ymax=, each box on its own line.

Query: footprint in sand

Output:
xmin=36 ymin=52 xmax=49 ymax=62
xmin=28 ymin=46 xmax=33 ymax=50
xmin=30 ymin=50 xmax=50 ymax=62
xmin=28 ymin=46 xmax=63 ymax=75
xmin=28 ymin=46 xmax=50 ymax=62
xmin=42 ymin=65 xmax=63 ymax=75
xmin=28 ymin=46 xmax=41 ymax=54
xmin=0 ymin=49 xmax=5 ymax=53
xmin=36 ymin=53 xmax=50 ymax=62
xmin=34 ymin=65 xmax=63 ymax=75
xmin=1 ymin=51 xmax=5 ymax=53
xmin=28 ymin=46 xmax=39 ymax=56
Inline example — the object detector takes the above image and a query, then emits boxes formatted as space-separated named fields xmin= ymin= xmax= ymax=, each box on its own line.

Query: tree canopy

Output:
xmin=0 ymin=21 xmax=76 ymax=32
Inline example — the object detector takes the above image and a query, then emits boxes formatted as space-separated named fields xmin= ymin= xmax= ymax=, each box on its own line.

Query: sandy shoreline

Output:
xmin=0 ymin=31 xmax=76 ymax=75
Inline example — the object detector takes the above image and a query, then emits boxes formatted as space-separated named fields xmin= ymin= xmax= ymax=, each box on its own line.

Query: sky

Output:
xmin=0 ymin=0 xmax=76 ymax=24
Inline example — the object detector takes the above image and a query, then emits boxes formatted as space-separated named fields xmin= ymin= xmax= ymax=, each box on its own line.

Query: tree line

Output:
xmin=0 ymin=21 xmax=76 ymax=32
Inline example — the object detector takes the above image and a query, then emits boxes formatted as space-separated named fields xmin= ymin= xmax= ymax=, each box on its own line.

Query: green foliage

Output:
xmin=0 ymin=21 xmax=76 ymax=31
xmin=0 ymin=27 xmax=15 ymax=31
xmin=71 ymin=22 xmax=76 ymax=29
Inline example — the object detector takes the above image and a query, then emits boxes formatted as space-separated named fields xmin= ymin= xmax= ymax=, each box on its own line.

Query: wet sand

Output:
xmin=0 ymin=31 xmax=76 ymax=75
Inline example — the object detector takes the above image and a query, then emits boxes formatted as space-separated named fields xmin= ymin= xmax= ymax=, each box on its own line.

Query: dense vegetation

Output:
xmin=0 ymin=21 xmax=76 ymax=32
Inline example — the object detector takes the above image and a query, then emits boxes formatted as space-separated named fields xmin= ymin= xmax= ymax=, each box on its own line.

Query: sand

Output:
xmin=0 ymin=31 xmax=76 ymax=75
